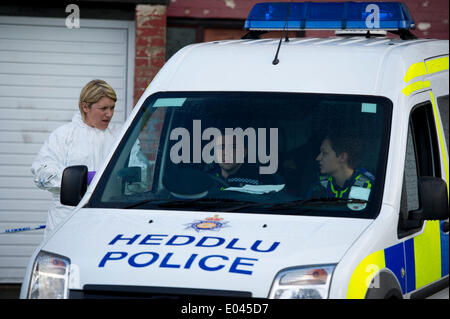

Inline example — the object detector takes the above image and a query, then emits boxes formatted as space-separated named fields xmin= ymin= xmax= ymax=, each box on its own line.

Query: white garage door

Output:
xmin=0 ymin=16 xmax=135 ymax=283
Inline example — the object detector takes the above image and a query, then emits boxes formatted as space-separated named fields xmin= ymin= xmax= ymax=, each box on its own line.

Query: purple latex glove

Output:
xmin=87 ymin=171 xmax=96 ymax=185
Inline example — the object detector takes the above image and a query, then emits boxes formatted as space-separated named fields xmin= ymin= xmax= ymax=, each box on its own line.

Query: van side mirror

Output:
xmin=411 ymin=177 xmax=449 ymax=221
xmin=60 ymin=165 xmax=88 ymax=206
xmin=419 ymin=177 xmax=449 ymax=220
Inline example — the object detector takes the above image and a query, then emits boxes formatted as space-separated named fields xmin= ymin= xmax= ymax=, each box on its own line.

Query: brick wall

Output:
xmin=134 ymin=4 xmax=167 ymax=105
xmin=406 ymin=0 xmax=449 ymax=39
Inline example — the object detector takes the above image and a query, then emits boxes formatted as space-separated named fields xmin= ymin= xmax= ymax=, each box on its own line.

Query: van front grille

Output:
xmin=69 ymin=285 xmax=252 ymax=299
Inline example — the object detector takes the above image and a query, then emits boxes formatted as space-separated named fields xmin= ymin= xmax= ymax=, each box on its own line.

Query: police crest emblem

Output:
xmin=186 ymin=215 xmax=229 ymax=232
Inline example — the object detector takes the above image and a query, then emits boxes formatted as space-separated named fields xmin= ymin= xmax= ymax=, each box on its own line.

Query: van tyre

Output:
xmin=365 ymin=270 xmax=403 ymax=299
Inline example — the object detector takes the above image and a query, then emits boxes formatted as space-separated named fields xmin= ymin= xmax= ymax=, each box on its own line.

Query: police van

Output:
xmin=21 ymin=2 xmax=448 ymax=299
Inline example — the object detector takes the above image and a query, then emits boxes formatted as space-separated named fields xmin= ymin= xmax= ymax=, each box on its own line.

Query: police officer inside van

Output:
xmin=208 ymin=134 xmax=261 ymax=189
xmin=307 ymin=135 xmax=374 ymax=199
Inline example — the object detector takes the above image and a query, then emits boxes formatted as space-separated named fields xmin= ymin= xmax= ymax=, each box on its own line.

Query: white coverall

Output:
xmin=31 ymin=112 xmax=121 ymax=238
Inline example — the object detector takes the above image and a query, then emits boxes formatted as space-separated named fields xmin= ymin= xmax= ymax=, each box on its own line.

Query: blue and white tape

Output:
xmin=1 ymin=225 xmax=46 ymax=234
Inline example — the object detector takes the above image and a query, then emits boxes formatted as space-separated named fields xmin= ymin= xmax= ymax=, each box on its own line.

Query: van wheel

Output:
xmin=384 ymin=289 xmax=403 ymax=299
xmin=365 ymin=271 xmax=403 ymax=299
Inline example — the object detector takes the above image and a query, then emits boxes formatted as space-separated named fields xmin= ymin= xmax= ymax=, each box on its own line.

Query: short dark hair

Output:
xmin=326 ymin=135 xmax=362 ymax=169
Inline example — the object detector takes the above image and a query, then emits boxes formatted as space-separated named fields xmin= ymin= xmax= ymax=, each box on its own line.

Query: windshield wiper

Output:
xmin=122 ymin=197 xmax=256 ymax=210
xmin=267 ymin=198 xmax=369 ymax=210
xmin=222 ymin=198 xmax=369 ymax=213
xmin=122 ymin=199 xmax=162 ymax=209
xmin=123 ymin=197 xmax=368 ymax=212
xmin=156 ymin=198 xmax=256 ymax=209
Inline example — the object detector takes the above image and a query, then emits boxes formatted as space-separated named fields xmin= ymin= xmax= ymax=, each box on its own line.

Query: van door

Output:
xmin=399 ymin=89 xmax=449 ymax=298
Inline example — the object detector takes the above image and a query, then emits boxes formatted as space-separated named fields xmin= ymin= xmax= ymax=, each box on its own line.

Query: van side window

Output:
xmin=399 ymin=101 xmax=441 ymax=236
xmin=409 ymin=102 xmax=441 ymax=178
xmin=437 ymin=95 xmax=449 ymax=149
xmin=403 ymin=125 xmax=420 ymax=212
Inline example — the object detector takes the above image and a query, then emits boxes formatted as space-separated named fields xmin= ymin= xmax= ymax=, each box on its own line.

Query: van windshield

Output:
xmin=88 ymin=92 xmax=392 ymax=219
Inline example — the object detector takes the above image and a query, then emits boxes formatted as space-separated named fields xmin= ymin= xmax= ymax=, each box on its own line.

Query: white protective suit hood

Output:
xmin=31 ymin=112 xmax=122 ymax=237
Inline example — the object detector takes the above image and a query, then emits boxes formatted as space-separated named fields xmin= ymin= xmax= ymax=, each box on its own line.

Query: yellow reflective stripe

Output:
xmin=346 ymin=250 xmax=385 ymax=299
xmin=429 ymin=90 xmax=449 ymax=197
xmin=329 ymin=175 xmax=362 ymax=198
xmin=402 ymin=58 xmax=449 ymax=96
xmin=329 ymin=177 xmax=343 ymax=198
xmin=414 ymin=221 xmax=442 ymax=289
xmin=425 ymin=56 xmax=449 ymax=75
xmin=402 ymin=81 xmax=424 ymax=96
xmin=403 ymin=62 xmax=427 ymax=83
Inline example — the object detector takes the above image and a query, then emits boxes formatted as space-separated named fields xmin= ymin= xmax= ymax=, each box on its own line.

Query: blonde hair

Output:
xmin=79 ymin=80 xmax=117 ymax=120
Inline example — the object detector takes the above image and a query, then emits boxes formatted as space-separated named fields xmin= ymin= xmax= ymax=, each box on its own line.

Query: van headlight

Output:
xmin=268 ymin=265 xmax=335 ymax=299
xmin=27 ymin=251 xmax=70 ymax=299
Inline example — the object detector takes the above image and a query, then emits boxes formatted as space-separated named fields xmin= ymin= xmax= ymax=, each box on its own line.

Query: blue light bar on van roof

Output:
xmin=244 ymin=2 xmax=415 ymax=31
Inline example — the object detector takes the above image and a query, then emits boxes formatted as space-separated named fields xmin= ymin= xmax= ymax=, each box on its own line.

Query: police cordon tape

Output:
xmin=1 ymin=225 xmax=46 ymax=234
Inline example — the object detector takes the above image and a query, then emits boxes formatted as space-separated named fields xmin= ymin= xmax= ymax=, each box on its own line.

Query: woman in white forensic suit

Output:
xmin=31 ymin=80 xmax=121 ymax=238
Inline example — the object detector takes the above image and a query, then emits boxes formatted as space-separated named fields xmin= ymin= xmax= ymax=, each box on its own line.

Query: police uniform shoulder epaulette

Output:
xmin=353 ymin=169 xmax=375 ymax=189
xmin=358 ymin=168 xmax=375 ymax=181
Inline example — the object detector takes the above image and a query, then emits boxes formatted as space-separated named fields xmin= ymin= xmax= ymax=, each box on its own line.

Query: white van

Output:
xmin=21 ymin=2 xmax=448 ymax=299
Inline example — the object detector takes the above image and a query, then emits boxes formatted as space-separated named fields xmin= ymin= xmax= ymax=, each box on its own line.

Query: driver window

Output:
xmin=399 ymin=101 xmax=441 ymax=235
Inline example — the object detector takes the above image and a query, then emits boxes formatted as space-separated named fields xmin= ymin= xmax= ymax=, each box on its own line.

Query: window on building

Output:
xmin=166 ymin=26 xmax=197 ymax=60
xmin=166 ymin=18 xmax=245 ymax=60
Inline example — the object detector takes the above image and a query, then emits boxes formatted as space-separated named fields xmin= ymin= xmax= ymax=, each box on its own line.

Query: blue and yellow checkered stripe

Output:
xmin=404 ymin=220 xmax=449 ymax=292
xmin=347 ymin=221 xmax=449 ymax=298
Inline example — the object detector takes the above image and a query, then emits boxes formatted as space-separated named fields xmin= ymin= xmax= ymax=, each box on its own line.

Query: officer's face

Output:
xmin=316 ymin=139 xmax=341 ymax=175
xmin=82 ymin=96 xmax=115 ymax=130
xmin=214 ymin=136 xmax=246 ymax=172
